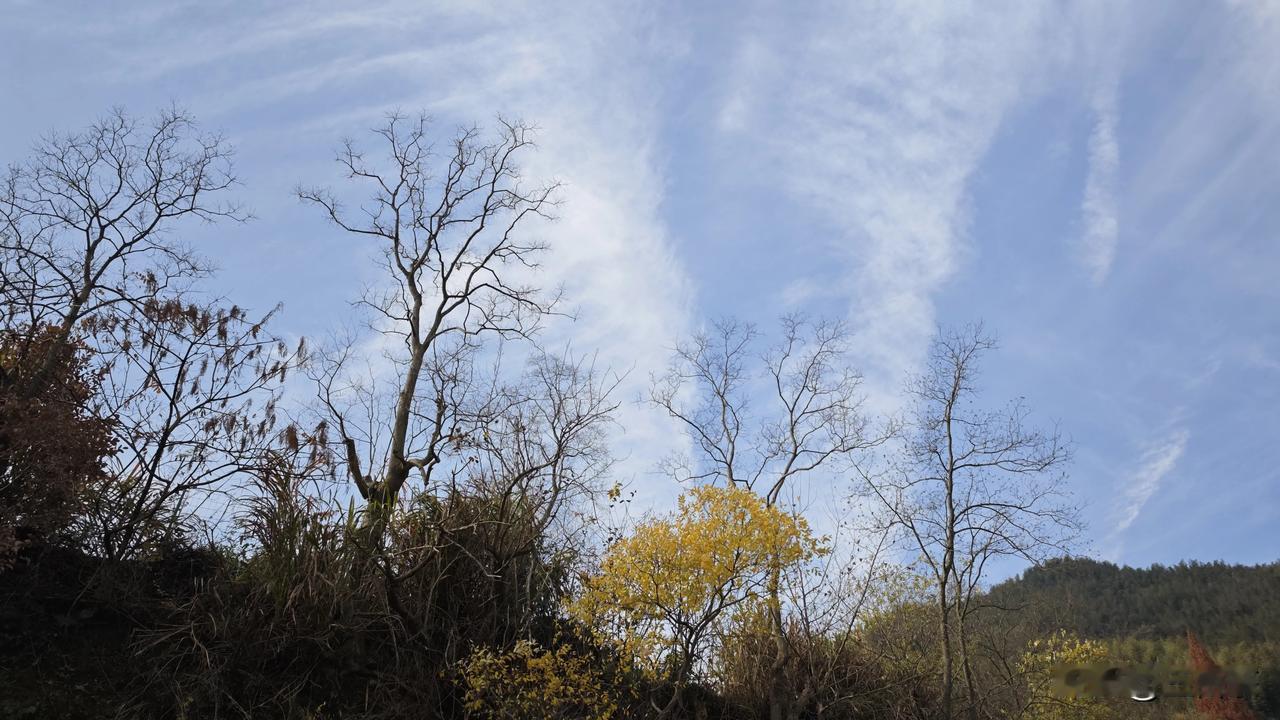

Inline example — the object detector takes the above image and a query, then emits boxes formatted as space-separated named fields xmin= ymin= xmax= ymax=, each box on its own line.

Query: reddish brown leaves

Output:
xmin=1188 ymin=629 xmax=1258 ymax=720
xmin=0 ymin=326 xmax=115 ymax=557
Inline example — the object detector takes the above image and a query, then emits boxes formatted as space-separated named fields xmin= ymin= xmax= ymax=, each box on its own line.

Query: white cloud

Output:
xmin=40 ymin=0 xmax=697 ymax=509
xmin=1240 ymin=343 xmax=1280 ymax=373
xmin=1113 ymin=428 xmax=1190 ymax=537
xmin=405 ymin=2 xmax=697 ymax=506
xmin=777 ymin=278 xmax=822 ymax=309
xmin=717 ymin=2 xmax=1065 ymax=411
xmin=1071 ymin=0 xmax=1131 ymax=285
xmin=1081 ymin=81 xmax=1119 ymax=284
xmin=1126 ymin=2 xmax=1280 ymax=265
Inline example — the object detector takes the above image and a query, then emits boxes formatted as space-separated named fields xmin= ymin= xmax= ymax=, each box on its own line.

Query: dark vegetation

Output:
xmin=1 ymin=108 xmax=1274 ymax=719
xmin=986 ymin=557 xmax=1280 ymax=645
xmin=984 ymin=557 xmax=1280 ymax=717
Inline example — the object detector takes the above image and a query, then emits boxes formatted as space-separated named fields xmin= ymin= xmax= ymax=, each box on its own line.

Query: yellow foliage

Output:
xmin=460 ymin=639 xmax=618 ymax=720
xmin=569 ymin=484 xmax=824 ymax=675
xmin=853 ymin=564 xmax=938 ymax=675
xmin=1019 ymin=630 xmax=1125 ymax=720
xmin=861 ymin=561 xmax=935 ymax=616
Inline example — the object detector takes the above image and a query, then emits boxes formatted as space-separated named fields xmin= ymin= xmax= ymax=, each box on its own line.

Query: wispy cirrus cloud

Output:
xmin=368 ymin=1 xmax=698 ymax=504
xmin=1081 ymin=80 xmax=1120 ymax=284
xmin=716 ymin=1 xmax=1063 ymax=409
xmin=1109 ymin=428 xmax=1190 ymax=556
xmin=8 ymin=0 xmax=697 ymax=505
xmin=1073 ymin=0 xmax=1130 ymax=285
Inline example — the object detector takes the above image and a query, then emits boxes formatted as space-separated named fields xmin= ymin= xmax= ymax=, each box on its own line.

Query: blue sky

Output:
xmin=3 ymin=1 xmax=1277 ymax=581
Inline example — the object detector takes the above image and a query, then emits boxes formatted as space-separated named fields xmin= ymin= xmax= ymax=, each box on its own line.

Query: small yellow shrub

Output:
xmin=461 ymin=639 xmax=618 ymax=720
xmin=1019 ymin=629 xmax=1124 ymax=720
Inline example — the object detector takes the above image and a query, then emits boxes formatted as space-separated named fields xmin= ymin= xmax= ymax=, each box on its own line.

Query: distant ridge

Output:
xmin=983 ymin=556 xmax=1280 ymax=644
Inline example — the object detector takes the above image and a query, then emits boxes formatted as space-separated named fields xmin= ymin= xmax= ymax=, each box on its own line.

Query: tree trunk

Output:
xmin=789 ymin=678 xmax=815 ymax=720
xmin=358 ymin=484 xmax=395 ymax=550
xmin=957 ymin=606 xmax=979 ymax=720
xmin=940 ymin=586 xmax=954 ymax=720
xmin=659 ymin=650 xmax=695 ymax=720
xmin=768 ymin=564 xmax=790 ymax=720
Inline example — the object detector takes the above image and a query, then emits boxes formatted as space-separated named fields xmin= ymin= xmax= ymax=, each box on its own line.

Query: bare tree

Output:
xmin=0 ymin=107 xmax=242 ymax=399
xmin=299 ymin=114 xmax=623 ymax=664
xmin=651 ymin=315 xmax=888 ymax=720
xmin=782 ymin=528 xmax=894 ymax=718
xmin=0 ymin=107 xmax=284 ymax=560
xmin=856 ymin=323 xmax=1080 ymax=720
xmin=298 ymin=112 xmax=561 ymax=540
xmin=709 ymin=520 xmax=897 ymax=718
xmin=341 ymin=345 xmax=619 ymax=662
xmin=77 ymin=298 xmax=302 ymax=561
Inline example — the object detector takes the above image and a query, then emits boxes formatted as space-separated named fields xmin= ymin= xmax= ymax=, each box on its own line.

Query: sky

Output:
xmin=2 ymin=0 xmax=1278 ymax=582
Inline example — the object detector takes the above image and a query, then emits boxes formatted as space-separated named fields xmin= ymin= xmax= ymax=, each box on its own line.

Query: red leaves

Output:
xmin=0 ymin=326 xmax=115 ymax=545
xmin=1187 ymin=629 xmax=1258 ymax=720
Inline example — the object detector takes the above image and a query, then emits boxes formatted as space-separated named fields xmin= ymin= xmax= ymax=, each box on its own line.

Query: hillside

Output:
xmin=985 ymin=556 xmax=1280 ymax=645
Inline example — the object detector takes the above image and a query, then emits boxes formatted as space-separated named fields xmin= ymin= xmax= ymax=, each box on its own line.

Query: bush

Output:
xmin=461 ymin=639 xmax=620 ymax=719
xmin=0 ymin=327 xmax=114 ymax=563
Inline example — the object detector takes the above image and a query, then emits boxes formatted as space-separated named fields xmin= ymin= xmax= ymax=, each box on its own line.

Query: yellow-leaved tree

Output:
xmin=1019 ymin=629 xmax=1126 ymax=720
xmin=570 ymin=484 xmax=824 ymax=718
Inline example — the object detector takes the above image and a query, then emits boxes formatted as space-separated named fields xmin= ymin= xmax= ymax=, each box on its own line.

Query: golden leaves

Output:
xmin=461 ymin=640 xmax=618 ymax=720
xmin=569 ymin=484 xmax=823 ymax=670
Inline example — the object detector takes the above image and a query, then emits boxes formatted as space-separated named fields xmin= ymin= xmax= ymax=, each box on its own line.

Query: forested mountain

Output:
xmin=973 ymin=557 xmax=1280 ymax=718
xmin=985 ymin=556 xmax=1280 ymax=645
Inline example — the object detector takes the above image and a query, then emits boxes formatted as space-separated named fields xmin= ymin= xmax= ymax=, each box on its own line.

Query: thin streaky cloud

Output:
xmin=1081 ymin=80 xmax=1119 ymax=284
xmin=1115 ymin=428 xmax=1190 ymax=536
xmin=719 ymin=2 xmax=1060 ymax=412
xmin=61 ymin=0 xmax=697 ymax=508
xmin=1072 ymin=0 xmax=1129 ymax=285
